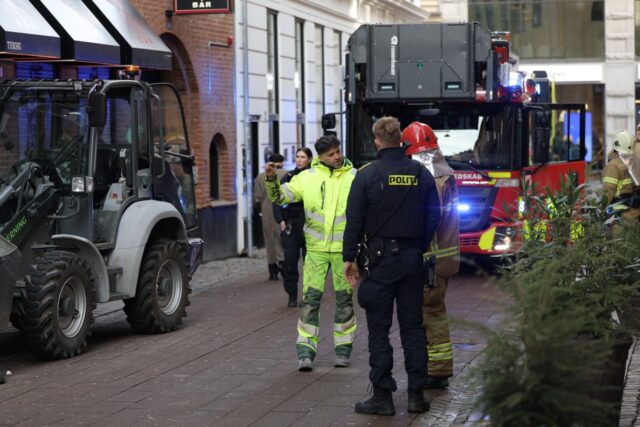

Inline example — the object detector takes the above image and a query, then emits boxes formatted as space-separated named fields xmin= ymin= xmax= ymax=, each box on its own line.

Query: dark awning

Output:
xmin=31 ymin=0 xmax=120 ymax=65
xmin=0 ymin=0 xmax=60 ymax=59
xmin=82 ymin=0 xmax=172 ymax=70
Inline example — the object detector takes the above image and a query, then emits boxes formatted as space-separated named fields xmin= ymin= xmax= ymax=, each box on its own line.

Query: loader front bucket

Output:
xmin=0 ymin=236 xmax=20 ymax=326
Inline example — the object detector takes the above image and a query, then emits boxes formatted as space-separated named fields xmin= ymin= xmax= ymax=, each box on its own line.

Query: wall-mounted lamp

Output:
xmin=165 ymin=10 xmax=174 ymax=30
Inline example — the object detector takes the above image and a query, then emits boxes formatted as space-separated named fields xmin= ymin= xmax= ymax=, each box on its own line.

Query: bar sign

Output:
xmin=174 ymin=0 xmax=231 ymax=14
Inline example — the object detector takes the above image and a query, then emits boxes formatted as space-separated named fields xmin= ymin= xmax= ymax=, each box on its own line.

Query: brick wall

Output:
xmin=0 ymin=62 xmax=16 ymax=80
xmin=131 ymin=0 xmax=236 ymax=208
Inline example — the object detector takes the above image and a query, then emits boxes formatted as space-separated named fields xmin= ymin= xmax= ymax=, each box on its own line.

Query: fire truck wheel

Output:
xmin=22 ymin=251 xmax=95 ymax=360
xmin=124 ymin=238 xmax=190 ymax=334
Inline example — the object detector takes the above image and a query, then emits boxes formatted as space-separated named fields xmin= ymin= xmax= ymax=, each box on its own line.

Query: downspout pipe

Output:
xmin=242 ymin=0 xmax=253 ymax=256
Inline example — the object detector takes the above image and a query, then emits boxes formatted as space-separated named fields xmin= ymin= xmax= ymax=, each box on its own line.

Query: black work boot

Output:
xmin=287 ymin=294 xmax=297 ymax=307
xmin=354 ymin=386 xmax=395 ymax=416
xmin=268 ymin=264 xmax=278 ymax=281
xmin=278 ymin=261 xmax=286 ymax=279
xmin=424 ymin=375 xmax=449 ymax=390
xmin=407 ymin=390 xmax=429 ymax=413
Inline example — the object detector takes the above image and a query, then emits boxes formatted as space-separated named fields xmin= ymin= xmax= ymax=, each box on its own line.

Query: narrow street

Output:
xmin=0 ymin=252 xmax=505 ymax=426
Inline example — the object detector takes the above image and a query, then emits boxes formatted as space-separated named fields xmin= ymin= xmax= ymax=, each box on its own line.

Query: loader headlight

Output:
xmin=71 ymin=176 xmax=94 ymax=193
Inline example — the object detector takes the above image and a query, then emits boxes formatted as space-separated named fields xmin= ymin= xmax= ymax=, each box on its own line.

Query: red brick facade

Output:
xmin=131 ymin=0 xmax=236 ymax=207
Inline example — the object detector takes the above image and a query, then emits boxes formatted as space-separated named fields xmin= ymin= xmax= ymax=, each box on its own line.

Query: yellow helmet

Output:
xmin=613 ymin=130 xmax=634 ymax=156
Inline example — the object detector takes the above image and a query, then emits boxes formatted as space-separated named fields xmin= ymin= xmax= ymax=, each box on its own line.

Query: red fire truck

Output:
xmin=323 ymin=22 xmax=586 ymax=257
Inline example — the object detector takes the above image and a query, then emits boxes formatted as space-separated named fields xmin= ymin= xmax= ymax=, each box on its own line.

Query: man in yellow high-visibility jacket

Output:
xmin=265 ymin=135 xmax=357 ymax=372
xmin=403 ymin=122 xmax=460 ymax=389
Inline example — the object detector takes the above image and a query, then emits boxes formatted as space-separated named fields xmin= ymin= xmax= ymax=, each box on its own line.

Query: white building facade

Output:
xmin=235 ymin=0 xmax=430 ymax=254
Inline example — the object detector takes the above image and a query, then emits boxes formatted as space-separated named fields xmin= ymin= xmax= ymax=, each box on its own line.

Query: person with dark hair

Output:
xmin=273 ymin=147 xmax=313 ymax=307
xmin=343 ymin=116 xmax=440 ymax=415
xmin=265 ymin=135 xmax=357 ymax=372
xmin=254 ymin=153 xmax=287 ymax=280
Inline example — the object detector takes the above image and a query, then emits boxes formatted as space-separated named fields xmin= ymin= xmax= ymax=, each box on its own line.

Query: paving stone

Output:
xmin=251 ymin=411 xmax=307 ymax=427
xmin=3 ymin=249 xmax=637 ymax=426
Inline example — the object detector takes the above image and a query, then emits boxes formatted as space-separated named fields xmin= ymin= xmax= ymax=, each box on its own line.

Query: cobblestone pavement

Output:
xmin=1 ymin=250 xmax=637 ymax=426
xmin=620 ymin=337 xmax=640 ymax=427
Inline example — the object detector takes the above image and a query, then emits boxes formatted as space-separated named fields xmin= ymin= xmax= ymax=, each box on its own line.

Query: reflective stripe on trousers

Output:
xmin=296 ymin=251 xmax=356 ymax=359
xmin=423 ymin=274 xmax=453 ymax=377
xmin=428 ymin=341 xmax=453 ymax=361
xmin=334 ymin=316 xmax=357 ymax=346
xmin=296 ymin=319 xmax=319 ymax=353
xmin=424 ymin=246 xmax=459 ymax=260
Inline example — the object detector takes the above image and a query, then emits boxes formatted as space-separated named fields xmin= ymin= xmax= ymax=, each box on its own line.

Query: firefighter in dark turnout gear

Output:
xmin=603 ymin=130 xmax=640 ymax=221
xmin=343 ymin=117 xmax=440 ymax=415
xmin=404 ymin=122 xmax=460 ymax=389
xmin=273 ymin=148 xmax=313 ymax=307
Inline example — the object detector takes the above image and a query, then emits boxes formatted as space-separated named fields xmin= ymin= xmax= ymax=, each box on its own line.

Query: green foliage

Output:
xmin=476 ymin=176 xmax=640 ymax=426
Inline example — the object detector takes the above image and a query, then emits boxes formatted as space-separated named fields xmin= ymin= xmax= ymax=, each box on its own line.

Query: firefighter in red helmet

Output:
xmin=403 ymin=122 xmax=460 ymax=389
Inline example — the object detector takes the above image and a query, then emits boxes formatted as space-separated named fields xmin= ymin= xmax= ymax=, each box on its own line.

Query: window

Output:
xmin=16 ymin=63 xmax=55 ymax=80
xmin=0 ymin=87 xmax=88 ymax=189
xmin=77 ymin=67 xmax=109 ymax=80
xmin=267 ymin=11 xmax=280 ymax=154
xmin=150 ymin=84 xmax=197 ymax=229
xmin=333 ymin=30 xmax=343 ymax=144
xmin=267 ymin=11 xmax=279 ymax=116
xmin=315 ymin=25 xmax=325 ymax=141
xmin=469 ymin=0 xmax=604 ymax=60
xmin=295 ymin=19 xmax=306 ymax=148
xmin=94 ymin=87 xmax=139 ymax=198
xmin=210 ymin=134 xmax=225 ymax=200
xmin=635 ymin=1 xmax=640 ymax=58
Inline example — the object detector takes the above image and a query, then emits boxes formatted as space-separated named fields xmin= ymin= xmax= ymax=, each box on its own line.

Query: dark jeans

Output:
xmin=281 ymin=218 xmax=305 ymax=298
xmin=357 ymin=248 xmax=426 ymax=392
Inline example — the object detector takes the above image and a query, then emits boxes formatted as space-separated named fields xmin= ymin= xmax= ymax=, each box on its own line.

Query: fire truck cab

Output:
xmin=325 ymin=22 xmax=587 ymax=257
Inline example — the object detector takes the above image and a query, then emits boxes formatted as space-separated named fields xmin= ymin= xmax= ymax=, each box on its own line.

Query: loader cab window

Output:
xmin=92 ymin=86 xmax=147 ymax=244
xmin=94 ymin=87 xmax=146 ymax=205
xmin=0 ymin=88 xmax=89 ymax=189
xmin=150 ymin=84 xmax=196 ymax=229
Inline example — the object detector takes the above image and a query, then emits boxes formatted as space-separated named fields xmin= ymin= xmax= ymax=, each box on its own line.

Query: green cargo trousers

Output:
xmin=296 ymin=251 xmax=356 ymax=360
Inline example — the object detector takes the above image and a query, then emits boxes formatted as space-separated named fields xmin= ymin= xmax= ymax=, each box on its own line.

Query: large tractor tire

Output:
xmin=124 ymin=238 xmax=190 ymax=334
xmin=21 ymin=251 xmax=95 ymax=360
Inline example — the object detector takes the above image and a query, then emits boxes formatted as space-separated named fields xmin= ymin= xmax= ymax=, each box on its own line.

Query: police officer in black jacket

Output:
xmin=273 ymin=148 xmax=313 ymax=307
xmin=343 ymin=116 xmax=440 ymax=416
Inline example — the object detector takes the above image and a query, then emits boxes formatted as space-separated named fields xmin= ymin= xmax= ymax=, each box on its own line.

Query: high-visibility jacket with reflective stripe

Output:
xmin=266 ymin=157 xmax=356 ymax=253
xmin=425 ymin=175 xmax=460 ymax=277
xmin=603 ymin=152 xmax=636 ymax=201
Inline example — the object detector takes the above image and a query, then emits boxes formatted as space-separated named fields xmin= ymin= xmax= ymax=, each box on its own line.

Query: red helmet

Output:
xmin=402 ymin=122 xmax=438 ymax=155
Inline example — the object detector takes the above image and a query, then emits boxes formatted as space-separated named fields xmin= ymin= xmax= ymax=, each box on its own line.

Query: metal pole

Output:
xmin=242 ymin=0 xmax=253 ymax=257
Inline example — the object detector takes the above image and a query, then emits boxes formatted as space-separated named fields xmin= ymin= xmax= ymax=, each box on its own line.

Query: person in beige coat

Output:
xmin=254 ymin=153 xmax=287 ymax=280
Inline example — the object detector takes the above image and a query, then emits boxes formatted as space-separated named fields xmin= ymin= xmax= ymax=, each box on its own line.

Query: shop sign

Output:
xmin=174 ymin=0 xmax=231 ymax=14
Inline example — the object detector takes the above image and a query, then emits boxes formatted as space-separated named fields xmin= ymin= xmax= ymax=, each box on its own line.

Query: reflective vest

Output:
xmin=602 ymin=153 xmax=635 ymax=201
xmin=425 ymin=175 xmax=460 ymax=277
xmin=266 ymin=157 xmax=356 ymax=252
